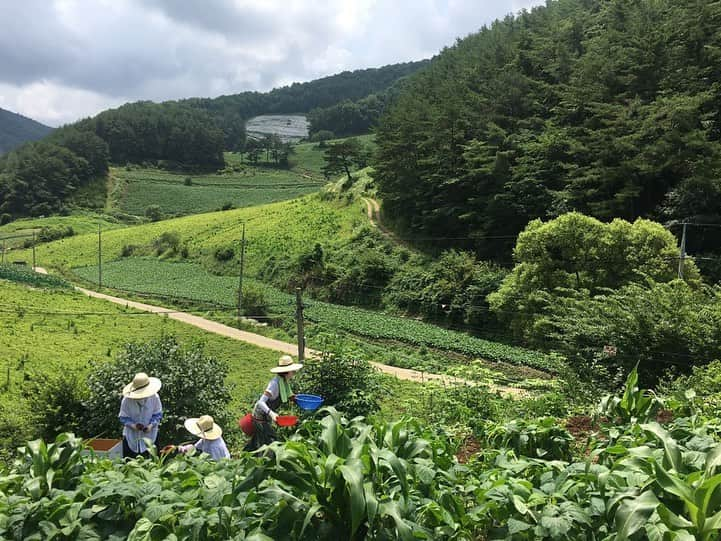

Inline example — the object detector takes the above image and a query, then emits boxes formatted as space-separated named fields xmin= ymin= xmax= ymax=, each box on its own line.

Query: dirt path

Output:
xmin=34 ymin=267 xmax=524 ymax=395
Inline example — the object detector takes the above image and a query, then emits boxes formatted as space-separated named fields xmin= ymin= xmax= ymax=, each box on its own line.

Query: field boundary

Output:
xmin=34 ymin=267 xmax=524 ymax=395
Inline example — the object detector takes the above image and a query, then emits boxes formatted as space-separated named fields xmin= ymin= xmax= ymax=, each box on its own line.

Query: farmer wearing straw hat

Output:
xmin=172 ymin=415 xmax=230 ymax=460
xmin=118 ymin=372 xmax=163 ymax=458
xmin=244 ymin=354 xmax=302 ymax=452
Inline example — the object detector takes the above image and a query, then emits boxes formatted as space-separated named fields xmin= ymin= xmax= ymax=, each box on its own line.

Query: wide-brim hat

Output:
xmin=122 ymin=372 xmax=162 ymax=399
xmin=270 ymin=354 xmax=303 ymax=374
xmin=184 ymin=415 xmax=223 ymax=440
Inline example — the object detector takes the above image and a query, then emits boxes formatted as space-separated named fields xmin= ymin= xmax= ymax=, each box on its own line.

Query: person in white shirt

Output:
xmin=175 ymin=415 xmax=231 ymax=460
xmin=244 ymin=355 xmax=303 ymax=452
xmin=118 ymin=372 xmax=163 ymax=459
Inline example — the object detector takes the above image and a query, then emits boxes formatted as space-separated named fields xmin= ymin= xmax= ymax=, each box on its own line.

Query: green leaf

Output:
xmin=508 ymin=518 xmax=532 ymax=535
xmin=654 ymin=463 xmax=695 ymax=506
xmin=642 ymin=422 xmax=683 ymax=473
xmin=364 ymin=481 xmax=379 ymax=527
xmin=614 ymin=491 xmax=659 ymax=541
xmin=657 ymin=504 xmax=693 ymax=529
xmin=705 ymin=443 xmax=721 ymax=477
xmin=339 ymin=464 xmax=366 ymax=536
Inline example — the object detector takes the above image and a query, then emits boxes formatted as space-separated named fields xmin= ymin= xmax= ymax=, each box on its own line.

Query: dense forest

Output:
xmin=0 ymin=102 xmax=223 ymax=218
xmin=184 ymin=60 xmax=428 ymax=149
xmin=306 ymin=64 xmax=427 ymax=138
xmin=374 ymin=0 xmax=721 ymax=261
xmin=0 ymin=108 xmax=53 ymax=156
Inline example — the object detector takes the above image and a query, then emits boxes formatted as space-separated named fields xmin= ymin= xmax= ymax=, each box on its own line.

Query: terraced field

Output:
xmin=72 ymin=259 xmax=557 ymax=373
xmin=113 ymin=165 xmax=326 ymax=216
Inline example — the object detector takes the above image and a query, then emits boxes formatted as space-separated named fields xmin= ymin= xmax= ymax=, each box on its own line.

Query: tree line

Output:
xmin=373 ymin=0 xmax=721 ymax=262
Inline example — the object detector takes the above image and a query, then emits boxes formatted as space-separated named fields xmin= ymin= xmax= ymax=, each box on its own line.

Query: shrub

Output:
xmin=239 ymin=284 xmax=268 ymax=317
xmin=295 ymin=345 xmax=381 ymax=418
xmin=24 ymin=368 xmax=87 ymax=441
xmin=220 ymin=202 xmax=235 ymax=211
xmin=83 ymin=336 xmax=233 ymax=446
xmin=37 ymin=225 xmax=75 ymax=243
xmin=144 ymin=204 xmax=163 ymax=222
xmin=152 ymin=231 xmax=181 ymax=256
xmin=214 ymin=246 xmax=235 ymax=262
xmin=0 ymin=213 xmax=12 ymax=225
xmin=120 ymin=244 xmax=136 ymax=257
xmin=183 ymin=176 xmax=193 ymax=186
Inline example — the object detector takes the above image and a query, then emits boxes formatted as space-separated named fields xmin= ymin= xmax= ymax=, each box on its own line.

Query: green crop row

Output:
xmin=0 ymin=265 xmax=71 ymax=289
xmin=72 ymin=259 xmax=556 ymax=372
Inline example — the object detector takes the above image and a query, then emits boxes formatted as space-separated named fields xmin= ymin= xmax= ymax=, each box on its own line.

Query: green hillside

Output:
xmin=17 ymin=194 xmax=365 ymax=274
xmin=0 ymin=277 xmax=280 ymax=442
xmin=0 ymin=107 xmax=53 ymax=155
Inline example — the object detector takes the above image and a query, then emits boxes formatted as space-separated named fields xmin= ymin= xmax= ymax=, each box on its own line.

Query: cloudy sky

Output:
xmin=0 ymin=0 xmax=544 ymax=127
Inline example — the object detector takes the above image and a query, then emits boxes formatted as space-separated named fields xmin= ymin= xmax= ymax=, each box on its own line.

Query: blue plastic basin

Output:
xmin=295 ymin=394 xmax=324 ymax=411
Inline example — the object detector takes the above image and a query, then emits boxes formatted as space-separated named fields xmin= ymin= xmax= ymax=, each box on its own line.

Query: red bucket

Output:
xmin=276 ymin=415 xmax=298 ymax=427
xmin=238 ymin=413 xmax=255 ymax=435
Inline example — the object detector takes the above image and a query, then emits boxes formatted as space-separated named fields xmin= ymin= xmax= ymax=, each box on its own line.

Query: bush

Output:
xmin=152 ymin=231 xmax=181 ymax=256
xmin=214 ymin=246 xmax=235 ymax=262
xmin=120 ymin=244 xmax=136 ymax=257
xmin=24 ymin=368 xmax=87 ymax=441
xmin=184 ymin=176 xmax=193 ymax=186
xmin=239 ymin=283 xmax=268 ymax=317
xmin=295 ymin=345 xmax=381 ymax=418
xmin=144 ymin=204 xmax=163 ymax=222
xmin=83 ymin=336 xmax=233 ymax=446
xmin=37 ymin=225 xmax=75 ymax=243
xmin=220 ymin=202 xmax=235 ymax=211
xmin=0 ymin=213 xmax=12 ymax=225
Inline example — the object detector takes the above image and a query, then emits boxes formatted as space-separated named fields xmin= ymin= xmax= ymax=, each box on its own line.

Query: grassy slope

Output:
xmin=0 ymin=279 xmax=279 ymax=417
xmin=0 ymin=213 xmax=126 ymax=249
xmin=18 ymin=194 xmax=366 ymax=275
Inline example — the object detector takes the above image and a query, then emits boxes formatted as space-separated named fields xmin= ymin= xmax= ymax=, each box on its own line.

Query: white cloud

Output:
xmin=0 ymin=0 xmax=546 ymax=126
xmin=0 ymin=81 xmax=127 ymax=127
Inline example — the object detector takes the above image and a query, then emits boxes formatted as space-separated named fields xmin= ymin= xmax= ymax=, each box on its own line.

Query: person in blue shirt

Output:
xmin=118 ymin=372 xmax=163 ymax=459
xmin=176 ymin=415 xmax=231 ymax=460
xmin=244 ymin=355 xmax=303 ymax=452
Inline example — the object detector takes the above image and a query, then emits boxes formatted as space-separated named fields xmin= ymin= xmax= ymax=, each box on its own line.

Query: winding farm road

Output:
xmin=35 ymin=264 xmax=524 ymax=395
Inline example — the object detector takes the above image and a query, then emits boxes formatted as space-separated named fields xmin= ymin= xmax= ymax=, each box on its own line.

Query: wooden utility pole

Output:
xmin=295 ymin=287 xmax=305 ymax=362
xmin=678 ymin=221 xmax=687 ymax=279
xmin=32 ymin=232 xmax=36 ymax=269
xmin=98 ymin=224 xmax=102 ymax=287
xmin=1 ymin=239 xmax=5 ymax=264
xmin=237 ymin=222 xmax=246 ymax=319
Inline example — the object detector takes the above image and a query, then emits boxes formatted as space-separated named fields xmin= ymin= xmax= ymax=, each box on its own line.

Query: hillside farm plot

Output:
xmin=245 ymin=114 xmax=309 ymax=142
xmin=21 ymin=195 xmax=364 ymax=274
xmin=72 ymin=259 xmax=556 ymax=374
xmin=113 ymin=166 xmax=326 ymax=216
xmin=0 ymin=213 xmax=125 ymax=250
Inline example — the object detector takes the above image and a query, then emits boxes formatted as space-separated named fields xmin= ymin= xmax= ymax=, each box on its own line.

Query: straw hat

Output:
xmin=184 ymin=415 xmax=223 ymax=440
xmin=122 ymin=372 xmax=161 ymax=399
xmin=270 ymin=355 xmax=303 ymax=374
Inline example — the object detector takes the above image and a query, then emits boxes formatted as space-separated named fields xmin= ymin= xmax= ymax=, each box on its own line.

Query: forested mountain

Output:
xmin=374 ymin=0 xmax=721 ymax=260
xmin=0 ymin=108 xmax=53 ymax=156
xmin=184 ymin=59 xmax=428 ymax=149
